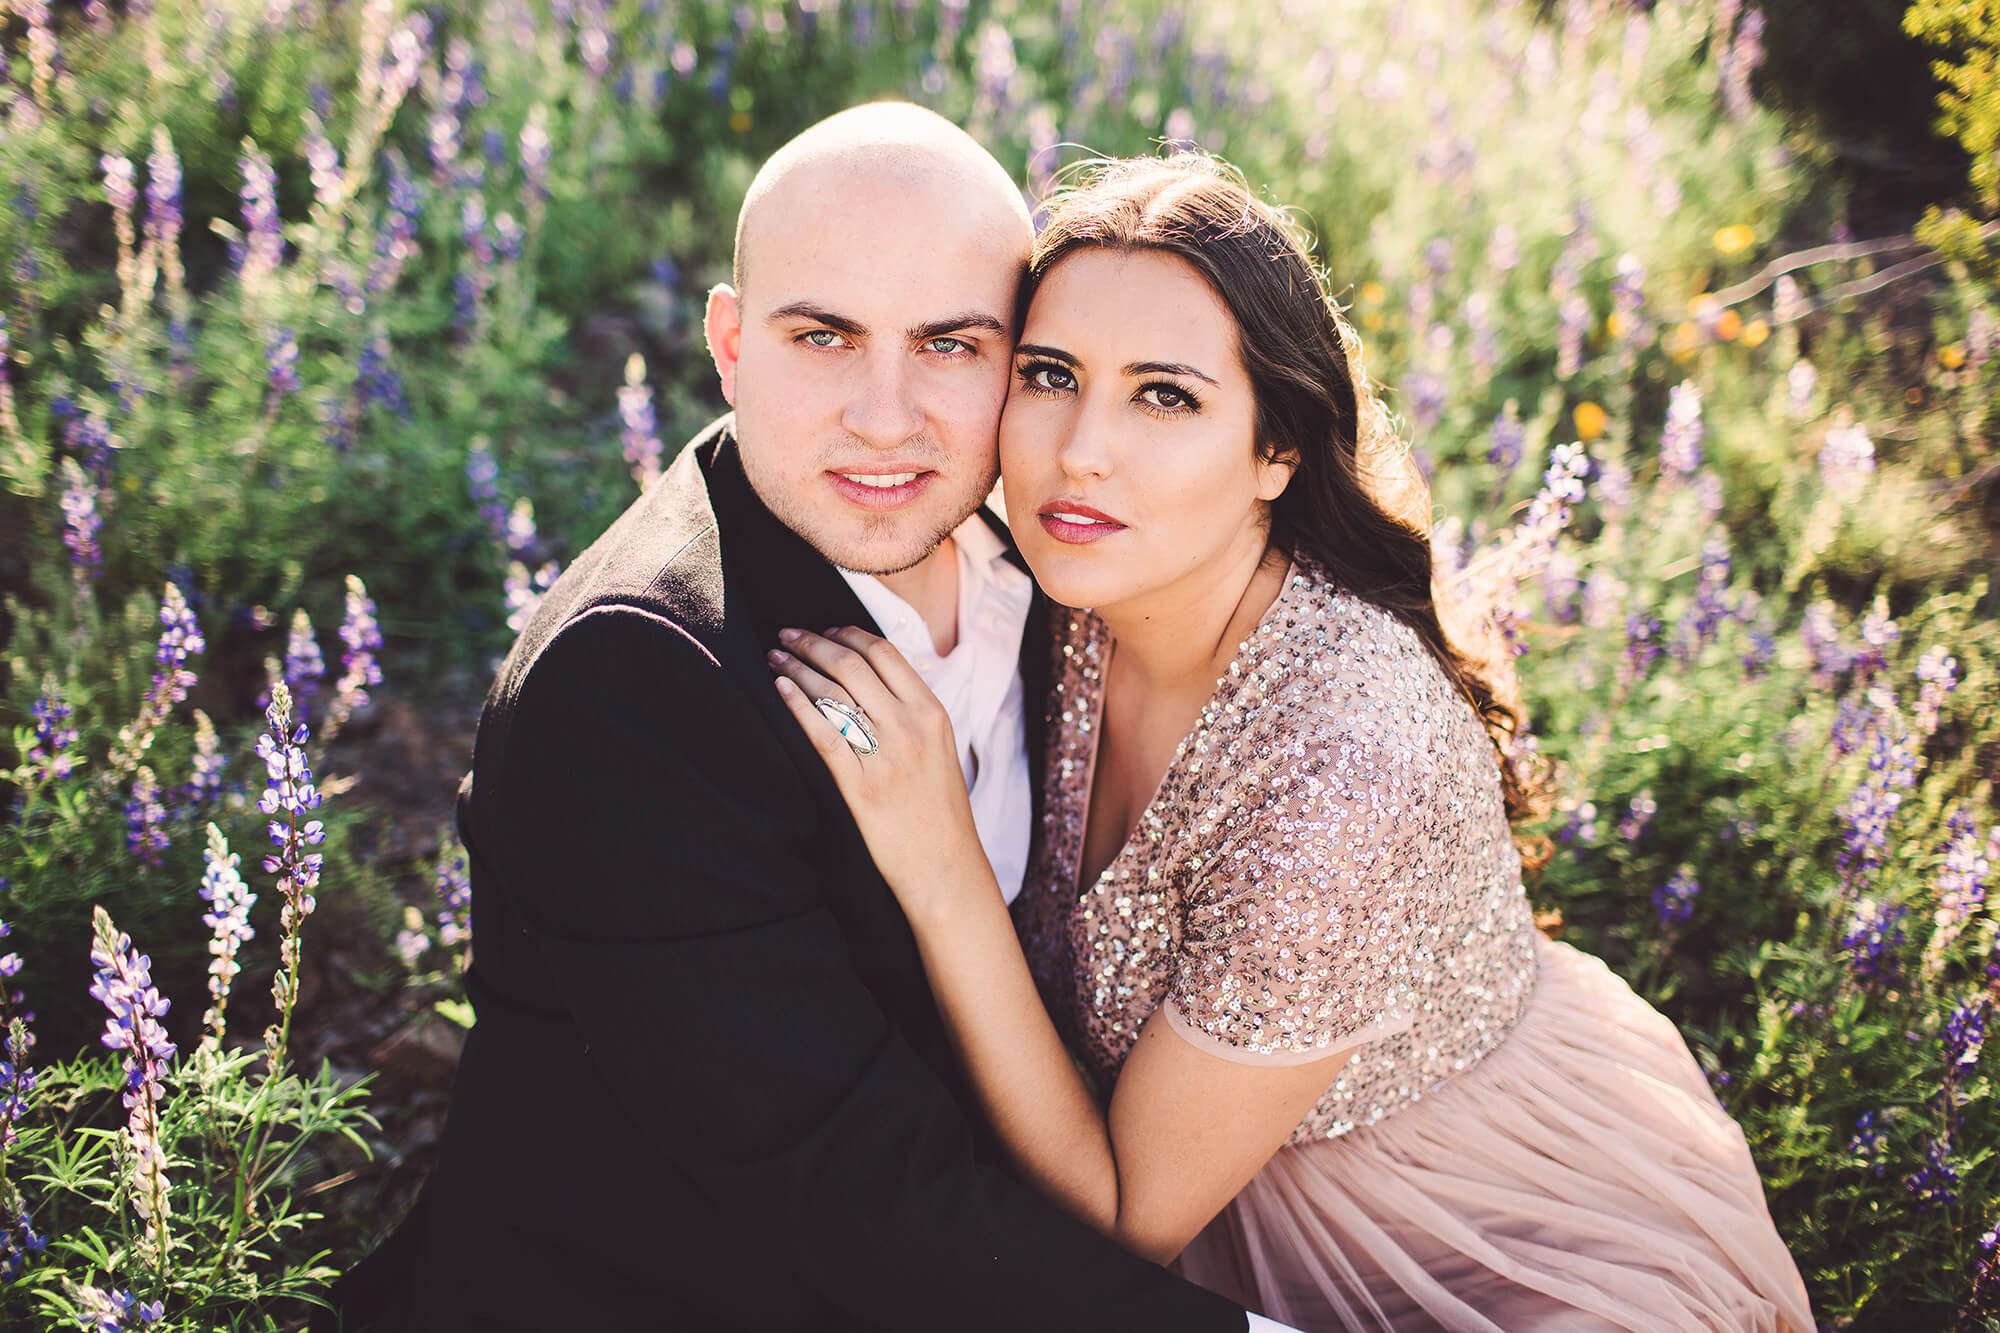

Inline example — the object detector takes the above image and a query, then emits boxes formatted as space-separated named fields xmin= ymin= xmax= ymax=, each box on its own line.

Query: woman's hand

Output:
xmin=767 ymin=626 xmax=995 ymax=924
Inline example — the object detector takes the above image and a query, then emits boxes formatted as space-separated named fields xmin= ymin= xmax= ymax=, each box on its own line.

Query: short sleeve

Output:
xmin=1162 ymin=729 xmax=1432 ymax=1065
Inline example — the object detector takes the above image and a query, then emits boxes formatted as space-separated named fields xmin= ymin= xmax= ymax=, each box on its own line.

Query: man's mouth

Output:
xmin=826 ymin=468 xmax=937 ymax=510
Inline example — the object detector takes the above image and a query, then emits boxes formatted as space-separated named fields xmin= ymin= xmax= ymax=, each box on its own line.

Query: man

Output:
xmin=345 ymin=104 xmax=1293 ymax=1330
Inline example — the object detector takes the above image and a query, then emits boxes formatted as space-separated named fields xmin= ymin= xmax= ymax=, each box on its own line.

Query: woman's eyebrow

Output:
xmin=1125 ymin=359 xmax=1218 ymax=386
xmin=1014 ymin=342 xmax=1077 ymax=364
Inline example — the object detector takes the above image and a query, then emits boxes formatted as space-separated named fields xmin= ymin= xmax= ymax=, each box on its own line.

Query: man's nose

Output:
xmin=840 ymin=352 xmax=924 ymax=449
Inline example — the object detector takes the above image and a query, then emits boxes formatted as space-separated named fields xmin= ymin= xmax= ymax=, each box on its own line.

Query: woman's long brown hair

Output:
xmin=1029 ymin=153 xmax=1551 ymax=832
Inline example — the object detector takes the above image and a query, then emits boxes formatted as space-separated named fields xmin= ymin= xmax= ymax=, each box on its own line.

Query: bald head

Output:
xmin=732 ymin=101 xmax=1031 ymax=297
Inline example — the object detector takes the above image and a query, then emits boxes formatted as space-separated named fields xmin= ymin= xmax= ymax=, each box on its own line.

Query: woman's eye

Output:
xmin=1138 ymin=383 xmax=1196 ymax=412
xmin=1020 ymin=363 xmax=1075 ymax=392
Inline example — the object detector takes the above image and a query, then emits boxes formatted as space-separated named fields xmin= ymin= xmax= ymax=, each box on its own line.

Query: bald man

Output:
xmin=333 ymin=104 xmax=1271 ymax=1332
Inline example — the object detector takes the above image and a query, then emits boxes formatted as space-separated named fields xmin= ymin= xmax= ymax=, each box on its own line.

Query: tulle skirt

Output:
xmin=1172 ymin=934 xmax=1813 ymax=1332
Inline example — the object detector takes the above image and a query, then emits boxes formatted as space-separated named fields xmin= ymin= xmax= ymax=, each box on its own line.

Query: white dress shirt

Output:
xmin=837 ymin=512 xmax=1035 ymax=904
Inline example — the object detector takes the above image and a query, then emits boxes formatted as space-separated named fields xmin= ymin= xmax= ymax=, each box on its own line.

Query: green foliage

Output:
xmin=1 ymin=0 xmax=1997 ymax=1325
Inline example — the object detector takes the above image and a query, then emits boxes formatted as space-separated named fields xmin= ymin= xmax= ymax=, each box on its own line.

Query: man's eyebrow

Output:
xmin=1125 ymin=359 xmax=1219 ymax=386
xmin=908 ymin=311 xmax=1009 ymax=342
xmin=765 ymin=302 xmax=867 ymax=337
xmin=1014 ymin=343 xmax=1077 ymax=364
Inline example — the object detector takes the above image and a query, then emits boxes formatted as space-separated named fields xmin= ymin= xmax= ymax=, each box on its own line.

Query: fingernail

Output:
xmin=767 ymin=649 xmax=789 ymax=663
xmin=778 ymin=628 xmax=800 ymax=642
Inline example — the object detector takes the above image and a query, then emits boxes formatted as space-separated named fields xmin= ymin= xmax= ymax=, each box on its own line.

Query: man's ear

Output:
xmin=704 ymin=283 xmax=743 ymax=407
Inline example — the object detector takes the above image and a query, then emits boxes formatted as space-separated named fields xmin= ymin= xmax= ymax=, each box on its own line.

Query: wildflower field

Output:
xmin=0 ymin=0 xmax=1996 ymax=1326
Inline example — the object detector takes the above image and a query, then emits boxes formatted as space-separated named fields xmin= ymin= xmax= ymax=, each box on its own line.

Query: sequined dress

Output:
xmin=1010 ymin=558 xmax=1812 ymax=1332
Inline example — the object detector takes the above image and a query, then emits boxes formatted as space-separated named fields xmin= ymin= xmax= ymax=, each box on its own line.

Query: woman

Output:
xmin=766 ymin=154 xmax=1812 ymax=1331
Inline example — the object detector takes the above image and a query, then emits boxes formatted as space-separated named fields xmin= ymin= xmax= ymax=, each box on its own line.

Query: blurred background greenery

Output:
xmin=1 ymin=0 xmax=1997 ymax=1325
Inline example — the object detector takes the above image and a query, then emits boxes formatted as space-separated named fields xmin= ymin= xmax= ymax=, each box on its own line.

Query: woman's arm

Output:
xmin=768 ymin=626 xmax=1353 ymax=1263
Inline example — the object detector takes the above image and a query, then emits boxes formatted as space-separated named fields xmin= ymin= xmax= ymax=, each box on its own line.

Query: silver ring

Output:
xmin=813 ymin=697 xmax=879 ymax=756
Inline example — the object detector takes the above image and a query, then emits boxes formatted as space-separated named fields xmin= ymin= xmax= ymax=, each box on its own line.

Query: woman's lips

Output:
xmin=1037 ymin=504 xmax=1127 ymax=545
xmin=827 ymin=469 xmax=936 ymax=510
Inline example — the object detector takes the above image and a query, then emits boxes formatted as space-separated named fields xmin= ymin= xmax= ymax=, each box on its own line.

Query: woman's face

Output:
xmin=999 ymin=248 xmax=1292 ymax=613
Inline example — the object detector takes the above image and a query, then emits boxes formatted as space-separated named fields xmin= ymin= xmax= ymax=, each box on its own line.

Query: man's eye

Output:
xmin=927 ymin=336 xmax=971 ymax=355
xmin=801 ymin=330 xmax=845 ymax=348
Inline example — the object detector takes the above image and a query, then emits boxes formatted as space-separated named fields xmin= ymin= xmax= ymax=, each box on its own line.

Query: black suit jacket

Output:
xmin=351 ymin=418 xmax=1246 ymax=1330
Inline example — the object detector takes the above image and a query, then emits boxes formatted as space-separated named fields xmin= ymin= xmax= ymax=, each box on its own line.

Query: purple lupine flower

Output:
xmin=1801 ymin=602 xmax=1849 ymax=684
xmin=302 ymin=111 xmax=344 ymax=214
xmin=504 ymin=496 xmax=540 ymax=563
xmin=1944 ymin=997 xmax=1989 ymax=1072
xmin=1818 ymin=423 xmax=1875 ymax=500
xmin=1579 ymin=571 xmax=1626 ymax=630
xmin=1914 ymin=646 xmax=1958 ymax=737
xmin=1969 ymin=1224 xmax=2000 ymax=1321
xmin=1541 ymin=547 xmax=1582 ymax=624
xmin=26 ymin=678 xmax=80 ymax=782
xmin=102 ymin=151 xmax=138 ymax=233
xmin=619 ymin=353 xmax=663 ymax=490
xmin=1851 ymin=607 xmax=1900 ymax=683
xmin=1672 ymin=535 xmax=1733 ymax=663
xmin=1840 ymin=897 xmax=1909 ymax=984
xmin=427 ymin=97 xmax=462 ymax=186
xmin=109 ymin=582 xmax=204 ymax=778
xmin=187 ymin=710 xmax=223 ymax=806
xmin=71 ymin=1283 xmax=164 ymax=1331
xmin=1659 ymin=381 xmax=1703 ymax=479
xmin=1609 ymin=254 xmax=1649 ymax=358
xmin=494 ymin=211 xmax=524 ymax=263
xmin=1904 ymin=1134 xmax=1957 ymax=1211
xmin=65 ymin=408 xmax=116 ymax=480
xmin=466 ymin=438 xmax=509 ymax=546
xmin=196 ymin=823 xmax=255 ymax=1050
xmin=1464 ymin=291 xmax=1500 ymax=375
xmin=321 ymin=575 xmax=385 ymax=744
xmin=1621 ymin=611 xmax=1663 ymax=686
xmin=356 ymin=334 xmax=409 ymax=419
xmin=1786 ymin=359 xmax=1817 ymax=419
xmin=1484 ymin=443 xmax=1590 ymax=658
xmin=266 ymin=329 xmax=301 ymax=396
xmin=143 ymin=127 xmax=183 ymax=290
xmin=88 ymin=905 xmax=175 ymax=1248
xmin=257 ymin=682 xmax=325 ymax=1066
xmin=1741 ymin=629 xmax=1776 ymax=678
xmin=1555 ymin=295 xmax=1588 ymax=380
xmin=394 ymin=906 xmax=433 ymax=969
xmin=1967 ymin=306 xmax=1997 ymax=373
xmin=0 ymin=316 xmax=20 ymax=450
xmin=1618 ymin=790 xmax=1658 ymax=842
xmin=505 ymin=558 xmax=561 ymax=635
xmin=1847 ymin=1110 xmax=1886 ymax=1176
xmin=1838 ymin=711 xmax=1918 ymax=889
xmin=519 ymin=105 xmax=552 ymax=206
xmin=1722 ymin=8 xmax=1765 ymax=119
xmin=123 ymin=767 xmax=169 ymax=870
xmin=1487 ymin=222 xmax=1520 ymax=274
xmin=1558 ymin=799 xmax=1600 ymax=845
xmin=1404 ymin=372 xmax=1446 ymax=433
xmin=433 ymin=832 xmax=472 ymax=961
xmin=1924 ymin=809 xmax=1988 ymax=975
xmin=368 ymin=150 xmax=422 ymax=297
xmin=0 ymin=915 xmax=37 ymax=1169
xmin=0 ymin=1198 xmax=44 ymax=1282
xmin=238 ymin=143 xmax=284 ymax=288
xmin=1653 ymin=867 xmax=1700 ymax=926
xmin=284 ymin=608 xmax=325 ymax=719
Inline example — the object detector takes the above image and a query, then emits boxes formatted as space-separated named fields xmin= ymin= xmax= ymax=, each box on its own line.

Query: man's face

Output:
xmin=709 ymin=169 xmax=1024 ymax=575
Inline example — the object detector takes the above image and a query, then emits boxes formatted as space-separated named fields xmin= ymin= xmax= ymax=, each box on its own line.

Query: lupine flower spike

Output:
xmin=88 ymin=907 xmax=175 ymax=1268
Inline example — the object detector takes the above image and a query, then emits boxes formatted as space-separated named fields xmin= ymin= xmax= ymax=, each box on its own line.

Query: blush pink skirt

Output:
xmin=1171 ymin=934 xmax=1813 ymax=1331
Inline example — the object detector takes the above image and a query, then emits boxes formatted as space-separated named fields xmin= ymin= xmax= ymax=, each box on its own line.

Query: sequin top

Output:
xmin=1011 ymin=557 xmax=1540 ymax=1144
